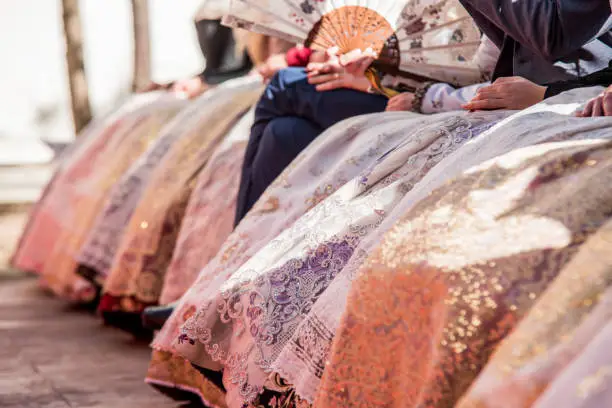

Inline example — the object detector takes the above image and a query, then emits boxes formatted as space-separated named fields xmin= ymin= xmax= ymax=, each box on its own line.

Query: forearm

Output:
xmin=460 ymin=0 xmax=611 ymax=60
xmin=544 ymin=65 xmax=612 ymax=98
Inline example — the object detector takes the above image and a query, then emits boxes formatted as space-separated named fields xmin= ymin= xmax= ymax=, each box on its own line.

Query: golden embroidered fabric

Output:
xmin=103 ymin=84 xmax=261 ymax=304
xmin=146 ymin=349 xmax=228 ymax=408
xmin=40 ymin=104 xmax=182 ymax=298
xmin=457 ymin=217 xmax=612 ymax=408
xmin=315 ymin=140 xmax=612 ymax=408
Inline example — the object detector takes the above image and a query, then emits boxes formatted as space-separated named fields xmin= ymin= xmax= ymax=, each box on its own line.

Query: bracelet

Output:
xmin=411 ymin=81 xmax=435 ymax=113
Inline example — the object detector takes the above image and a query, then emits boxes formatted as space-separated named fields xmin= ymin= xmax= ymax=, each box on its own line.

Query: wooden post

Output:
xmin=131 ymin=0 xmax=151 ymax=92
xmin=61 ymin=0 xmax=92 ymax=135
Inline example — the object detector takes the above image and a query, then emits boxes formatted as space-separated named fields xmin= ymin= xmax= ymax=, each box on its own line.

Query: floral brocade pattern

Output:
xmin=314 ymin=140 xmax=612 ymax=408
xmin=158 ymin=111 xmax=254 ymax=305
xmin=77 ymin=113 xmax=188 ymax=283
xmin=456 ymin=218 xmax=612 ymax=408
xmin=174 ymin=112 xmax=505 ymax=406
xmin=146 ymin=349 xmax=228 ymax=408
xmin=153 ymin=111 xmax=435 ymax=404
xmin=37 ymin=101 xmax=184 ymax=299
xmin=102 ymin=82 xmax=262 ymax=307
xmin=11 ymin=93 xmax=178 ymax=275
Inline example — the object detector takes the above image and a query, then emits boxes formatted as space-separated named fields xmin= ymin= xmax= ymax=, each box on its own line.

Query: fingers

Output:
xmin=592 ymin=96 xmax=604 ymax=117
xmin=308 ymin=73 xmax=342 ymax=85
xmin=604 ymin=93 xmax=612 ymax=116
xmin=306 ymin=62 xmax=322 ymax=71
xmin=353 ymin=56 xmax=374 ymax=76
xmin=580 ymin=98 xmax=595 ymax=117
xmin=386 ymin=100 xmax=405 ymax=111
xmin=385 ymin=93 xmax=414 ymax=111
xmin=492 ymin=76 xmax=522 ymax=84
xmin=315 ymin=78 xmax=346 ymax=92
xmin=386 ymin=97 xmax=399 ymax=111
xmin=576 ymin=93 xmax=612 ymax=118
xmin=307 ymin=62 xmax=341 ymax=77
xmin=462 ymin=98 xmax=506 ymax=111
xmin=472 ymin=87 xmax=503 ymax=100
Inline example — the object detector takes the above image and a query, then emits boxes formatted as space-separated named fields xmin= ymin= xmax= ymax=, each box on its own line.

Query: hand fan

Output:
xmin=222 ymin=0 xmax=484 ymax=94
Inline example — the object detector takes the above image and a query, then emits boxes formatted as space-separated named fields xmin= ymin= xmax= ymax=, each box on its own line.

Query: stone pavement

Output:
xmin=0 ymin=276 xmax=186 ymax=408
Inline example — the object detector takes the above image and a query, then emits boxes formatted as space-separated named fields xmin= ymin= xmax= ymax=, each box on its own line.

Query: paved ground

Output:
xmin=0 ymin=276 xmax=184 ymax=408
xmin=0 ymin=207 xmax=190 ymax=408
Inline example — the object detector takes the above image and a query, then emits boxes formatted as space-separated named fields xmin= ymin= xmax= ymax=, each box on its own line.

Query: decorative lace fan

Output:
xmin=223 ymin=0 xmax=484 ymax=93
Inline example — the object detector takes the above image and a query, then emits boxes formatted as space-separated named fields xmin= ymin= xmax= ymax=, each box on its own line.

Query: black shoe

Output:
xmin=147 ymin=382 xmax=204 ymax=404
xmin=141 ymin=304 xmax=176 ymax=331
xmin=101 ymin=310 xmax=153 ymax=340
xmin=190 ymin=363 xmax=226 ymax=392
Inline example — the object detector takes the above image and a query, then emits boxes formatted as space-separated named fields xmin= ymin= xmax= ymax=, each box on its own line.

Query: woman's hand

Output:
xmin=386 ymin=93 xmax=415 ymax=111
xmin=257 ymin=53 xmax=289 ymax=82
xmin=306 ymin=48 xmax=342 ymax=76
xmin=462 ymin=77 xmax=547 ymax=111
xmin=307 ymin=69 xmax=372 ymax=92
xmin=306 ymin=49 xmax=374 ymax=93
xmin=171 ymin=77 xmax=207 ymax=98
xmin=576 ymin=86 xmax=612 ymax=117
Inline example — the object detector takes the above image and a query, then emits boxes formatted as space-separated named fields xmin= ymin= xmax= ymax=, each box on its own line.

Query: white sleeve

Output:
xmin=420 ymin=82 xmax=490 ymax=114
xmin=472 ymin=35 xmax=500 ymax=77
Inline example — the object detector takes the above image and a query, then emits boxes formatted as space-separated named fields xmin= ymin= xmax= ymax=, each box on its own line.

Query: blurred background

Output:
xmin=0 ymin=0 xmax=205 ymax=266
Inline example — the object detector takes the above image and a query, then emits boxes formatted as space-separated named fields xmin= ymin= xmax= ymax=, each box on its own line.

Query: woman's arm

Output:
xmin=545 ymin=63 xmax=612 ymax=98
xmin=459 ymin=0 xmax=611 ymax=61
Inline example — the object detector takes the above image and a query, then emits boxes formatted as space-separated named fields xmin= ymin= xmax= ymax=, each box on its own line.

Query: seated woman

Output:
xmin=77 ymin=37 xmax=297 ymax=315
xmin=150 ymin=83 xmax=611 ymax=408
xmin=234 ymin=36 xmax=500 ymax=224
xmin=11 ymin=4 xmax=258 ymax=302
xmin=140 ymin=36 xmax=500 ymax=328
xmin=463 ymin=61 xmax=612 ymax=112
xmin=234 ymin=0 xmax=612 ymax=225
xmin=315 ymin=136 xmax=612 ymax=408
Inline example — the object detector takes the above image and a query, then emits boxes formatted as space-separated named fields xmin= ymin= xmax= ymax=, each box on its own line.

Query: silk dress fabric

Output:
xmin=316 ymin=138 xmax=612 ymax=408
xmin=11 ymin=92 xmax=177 ymax=274
xmin=38 ymin=98 xmax=185 ymax=299
xmin=456 ymin=217 xmax=612 ymax=408
xmin=76 ymin=81 xmax=258 ymax=287
xmin=100 ymin=77 xmax=263 ymax=312
xmin=159 ymin=108 xmax=255 ymax=306
xmin=154 ymin=87 xmax=611 ymax=408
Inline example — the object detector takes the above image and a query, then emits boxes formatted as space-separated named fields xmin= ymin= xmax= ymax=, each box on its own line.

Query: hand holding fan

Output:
xmin=223 ymin=0 xmax=484 ymax=96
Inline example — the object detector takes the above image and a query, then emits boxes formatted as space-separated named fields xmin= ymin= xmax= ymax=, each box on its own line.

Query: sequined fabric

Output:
xmin=76 ymin=79 xmax=260 ymax=286
xmin=457 ymin=218 xmax=612 ymax=408
xmin=102 ymin=79 xmax=262 ymax=309
xmin=159 ymin=109 xmax=254 ymax=305
xmin=40 ymin=104 xmax=183 ymax=300
xmin=158 ymin=109 xmax=509 ymax=407
xmin=315 ymin=139 xmax=612 ymax=408
xmin=11 ymin=92 xmax=176 ymax=275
